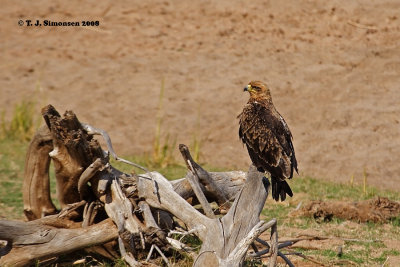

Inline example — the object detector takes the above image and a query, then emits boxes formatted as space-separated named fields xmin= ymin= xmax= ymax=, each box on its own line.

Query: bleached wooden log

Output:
xmin=0 ymin=219 xmax=118 ymax=267
xmin=23 ymin=125 xmax=57 ymax=220
xmin=137 ymin=172 xmax=210 ymax=238
xmin=196 ymin=165 xmax=270 ymax=267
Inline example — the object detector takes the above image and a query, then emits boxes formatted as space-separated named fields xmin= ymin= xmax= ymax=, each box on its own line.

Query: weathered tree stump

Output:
xmin=0 ymin=105 xmax=280 ymax=267
xmin=23 ymin=125 xmax=57 ymax=220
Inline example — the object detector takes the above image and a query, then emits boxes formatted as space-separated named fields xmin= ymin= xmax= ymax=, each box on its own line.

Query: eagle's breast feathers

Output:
xmin=238 ymin=100 xmax=297 ymax=180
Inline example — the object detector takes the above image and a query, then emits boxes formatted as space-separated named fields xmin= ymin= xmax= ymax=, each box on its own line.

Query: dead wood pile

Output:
xmin=0 ymin=105 xmax=282 ymax=267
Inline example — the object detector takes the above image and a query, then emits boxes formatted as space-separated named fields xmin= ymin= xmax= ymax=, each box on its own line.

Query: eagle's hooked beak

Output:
xmin=244 ymin=84 xmax=251 ymax=92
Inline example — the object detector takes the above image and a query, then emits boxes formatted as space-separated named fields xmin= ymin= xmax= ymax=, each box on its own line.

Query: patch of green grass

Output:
xmin=319 ymin=248 xmax=366 ymax=264
xmin=320 ymin=248 xmax=337 ymax=258
xmin=189 ymin=106 xmax=202 ymax=163
xmin=151 ymin=79 xmax=178 ymax=168
xmin=0 ymin=100 xmax=39 ymax=141
xmin=291 ymin=176 xmax=399 ymax=202
xmin=293 ymin=244 xmax=392 ymax=266
xmin=180 ymin=234 xmax=202 ymax=250
xmin=351 ymin=244 xmax=391 ymax=265
xmin=382 ymin=249 xmax=400 ymax=257
xmin=112 ymin=258 xmax=129 ymax=266
xmin=190 ymin=134 xmax=201 ymax=163
xmin=0 ymin=138 xmax=29 ymax=219
xmin=149 ymin=80 xmax=205 ymax=169
xmin=390 ymin=215 xmax=400 ymax=227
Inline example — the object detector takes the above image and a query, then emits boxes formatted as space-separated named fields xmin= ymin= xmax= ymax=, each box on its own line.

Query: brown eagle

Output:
xmin=238 ymin=81 xmax=298 ymax=201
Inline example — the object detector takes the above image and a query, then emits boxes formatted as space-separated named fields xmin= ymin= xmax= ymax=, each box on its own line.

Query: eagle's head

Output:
xmin=244 ymin=81 xmax=272 ymax=101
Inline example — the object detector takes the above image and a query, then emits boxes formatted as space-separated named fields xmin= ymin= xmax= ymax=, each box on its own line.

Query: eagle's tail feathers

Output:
xmin=271 ymin=177 xmax=293 ymax=201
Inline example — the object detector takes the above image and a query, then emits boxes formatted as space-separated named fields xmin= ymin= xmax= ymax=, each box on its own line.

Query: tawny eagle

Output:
xmin=238 ymin=81 xmax=298 ymax=201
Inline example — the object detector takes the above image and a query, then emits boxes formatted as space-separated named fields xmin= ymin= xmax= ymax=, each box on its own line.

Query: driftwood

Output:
xmin=0 ymin=218 xmax=117 ymax=266
xmin=0 ymin=105 xmax=280 ymax=266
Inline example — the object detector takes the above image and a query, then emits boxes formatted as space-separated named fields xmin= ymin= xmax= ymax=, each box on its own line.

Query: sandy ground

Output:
xmin=1 ymin=0 xmax=400 ymax=190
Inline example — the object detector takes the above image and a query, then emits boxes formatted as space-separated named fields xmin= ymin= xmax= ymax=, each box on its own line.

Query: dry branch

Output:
xmin=78 ymin=158 xmax=104 ymax=199
xmin=179 ymin=144 xmax=231 ymax=211
xmin=180 ymin=145 xmax=216 ymax=218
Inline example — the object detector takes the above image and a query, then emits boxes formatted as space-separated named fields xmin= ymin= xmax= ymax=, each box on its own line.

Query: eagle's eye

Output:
xmin=253 ymin=86 xmax=261 ymax=91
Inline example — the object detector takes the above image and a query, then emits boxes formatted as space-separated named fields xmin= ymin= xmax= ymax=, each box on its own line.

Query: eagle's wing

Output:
xmin=239 ymin=102 xmax=297 ymax=179
xmin=275 ymin=111 xmax=298 ymax=177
